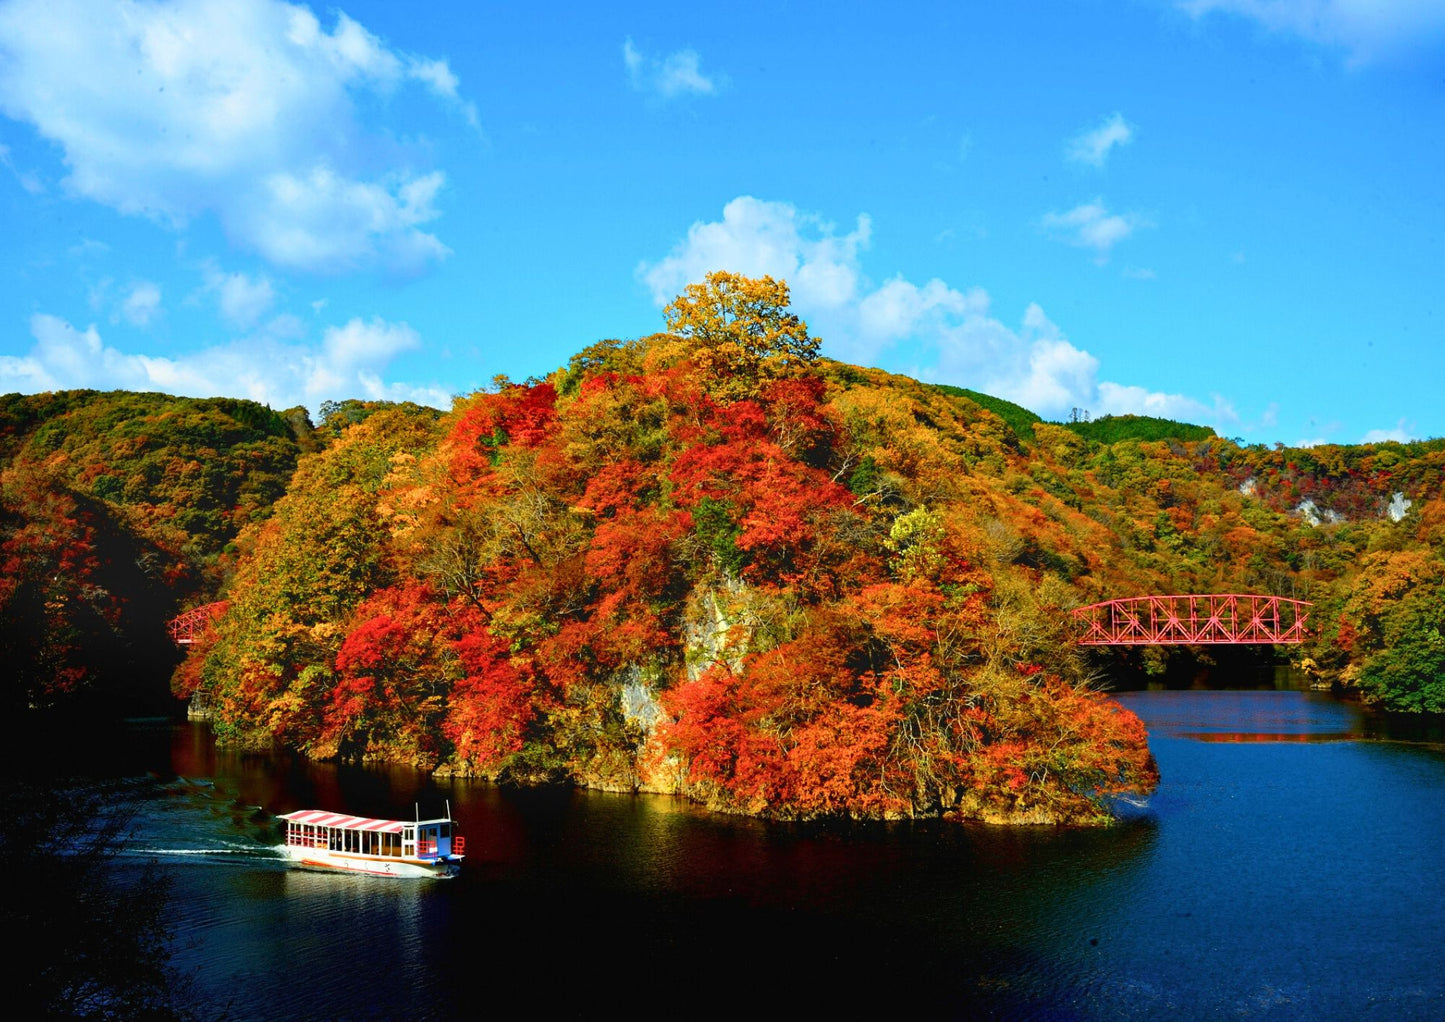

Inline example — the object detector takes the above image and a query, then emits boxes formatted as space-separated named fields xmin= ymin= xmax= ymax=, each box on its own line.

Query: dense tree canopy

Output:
xmin=178 ymin=280 xmax=1168 ymax=823
xmin=0 ymin=391 xmax=307 ymax=712
xmin=10 ymin=275 xmax=1445 ymax=822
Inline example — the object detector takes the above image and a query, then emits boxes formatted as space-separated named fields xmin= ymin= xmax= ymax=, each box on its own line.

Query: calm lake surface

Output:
xmin=104 ymin=688 xmax=1445 ymax=1020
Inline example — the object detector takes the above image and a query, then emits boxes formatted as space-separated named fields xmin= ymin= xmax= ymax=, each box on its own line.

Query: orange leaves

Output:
xmin=661 ymin=272 xmax=818 ymax=401
xmin=848 ymin=582 xmax=942 ymax=651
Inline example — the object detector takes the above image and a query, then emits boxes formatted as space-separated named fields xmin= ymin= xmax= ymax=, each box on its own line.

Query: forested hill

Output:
xmin=7 ymin=274 xmax=1445 ymax=822
xmin=0 ymin=390 xmax=310 ymax=713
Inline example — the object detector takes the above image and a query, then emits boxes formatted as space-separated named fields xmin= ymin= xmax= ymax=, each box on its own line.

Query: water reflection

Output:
xmin=85 ymin=692 xmax=1445 ymax=1018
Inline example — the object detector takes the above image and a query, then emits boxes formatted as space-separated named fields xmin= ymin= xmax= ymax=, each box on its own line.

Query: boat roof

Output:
xmin=278 ymin=809 xmax=450 ymax=832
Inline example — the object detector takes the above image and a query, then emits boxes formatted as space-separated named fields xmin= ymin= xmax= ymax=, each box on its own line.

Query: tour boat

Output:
xmin=278 ymin=806 xmax=466 ymax=878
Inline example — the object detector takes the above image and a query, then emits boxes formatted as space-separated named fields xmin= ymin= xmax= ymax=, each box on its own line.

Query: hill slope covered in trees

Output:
xmin=0 ymin=390 xmax=311 ymax=713
xmin=9 ymin=273 xmax=1445 ymax=821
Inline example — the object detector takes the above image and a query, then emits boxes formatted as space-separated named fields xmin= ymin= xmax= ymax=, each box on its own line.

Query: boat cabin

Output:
xmin=278 ymin=809 xmax=465 ymax=877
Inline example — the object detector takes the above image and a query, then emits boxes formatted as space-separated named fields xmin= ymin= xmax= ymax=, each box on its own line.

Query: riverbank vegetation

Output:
xmin=5 ymin=272 xmax=1444 ymax=819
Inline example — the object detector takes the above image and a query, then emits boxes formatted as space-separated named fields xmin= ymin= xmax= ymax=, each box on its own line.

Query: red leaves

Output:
xmin=446 ymin=382 xmax=558 ymax=487
xmin=445 ymin=627 xmax=534 ymax=770
xmin=327 ymin=584 xmax=538 ymax=770
xmin=667 ymin=387 xmax=851 ymax=579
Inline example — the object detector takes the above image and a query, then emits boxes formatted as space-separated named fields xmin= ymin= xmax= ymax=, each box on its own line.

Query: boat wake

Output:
xmin=127 ymin=844 xmax=285 ymax=858
xmin=107 ymin=776 xmax=289 ymax=869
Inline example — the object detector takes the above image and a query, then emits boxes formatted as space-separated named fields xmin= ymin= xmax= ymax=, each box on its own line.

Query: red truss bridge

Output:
xmin=1071 ymin=594 xmax=1311 ymax=646
xmin=167 ymin=601 xmax=228 ymax=645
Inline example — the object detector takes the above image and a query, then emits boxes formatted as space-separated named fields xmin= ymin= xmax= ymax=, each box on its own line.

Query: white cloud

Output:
xmin=640 ymin=196 xmax=871 ymax=315
xmin=67 ymin=238 xmax=109 ymax=259
xmin=1178 ymin=0 xmax=1445 ymax=65
xmin=1096 ymin=381 xmax=1239 ymax=424
xmin=119 ymin=281 xmax=163 ymax=327
xmin=0 ymin=312 xmax=450 ymax=414
xmin=247 ymin=166 xmax=450 ymax=274
xmin=623 ymin=37 xmax=719 ymax=99
xmin=203 ymin=265 xmax=275 ymax=329
xmin=1362 ymin=418 xmax=1416 ymax=443
xmin=0 ymin=0 xmax=469 ymax=274
xmin=1067 ymin=113 xmax=1134 ymax=167
xmin=639 ymin=196 xmax=1234 ymax=426
xmin=1042 ymin=199 xmax=1147 ymax=258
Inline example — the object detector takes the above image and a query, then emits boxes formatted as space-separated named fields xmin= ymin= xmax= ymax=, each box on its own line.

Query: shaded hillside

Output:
xmin=0 ymin=390 xmax=308 ymax=714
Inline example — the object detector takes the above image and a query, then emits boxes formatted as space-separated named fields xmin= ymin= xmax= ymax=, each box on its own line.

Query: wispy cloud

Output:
xmin=1067 ymin=113 xmax=1134 ymax=167
xmin=0 ymin=0 xmax=472 ymax=275
xmin=1041 ymin=199 xmax=1148 ymax=259
xmin=1178 ymin=0 xmax=1445 ymax=66
xmin=0 ymin=312 xmax=451 ymax=414
xmin=1362 ymin=418 xmax=1416 ymax=443
xmin=639 ymin=196 xmax=1233 ymax=427
xmin=0 ymin=140 xmax=43 ymax=193
xmin=623 ymin=38 xmax=720 ymax=99
xmin=202 ymin=265 xmax=276 ymax=330
xmin=118 ymin=282 xmax=162 ymax=327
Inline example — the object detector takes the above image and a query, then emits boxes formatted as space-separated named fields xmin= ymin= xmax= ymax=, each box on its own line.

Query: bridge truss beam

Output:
xmin=1071 ymin=594 xmax=1311 ymax=646
xmin=167 ymin=601 xmax=228 ymax=645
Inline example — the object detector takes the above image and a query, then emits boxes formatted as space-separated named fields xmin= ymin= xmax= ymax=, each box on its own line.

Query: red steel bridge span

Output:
xmin=167 ymin=601 xmax=227 ymax=645
xmin=1072 ymin=594 xmax=1311 ymax=646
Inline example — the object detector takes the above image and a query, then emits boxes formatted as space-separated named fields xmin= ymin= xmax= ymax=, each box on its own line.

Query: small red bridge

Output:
xmin=1072 ymin=594 xmax=1311 ymax=646
xmin=167 ymin=601 xmax=228 ymax=645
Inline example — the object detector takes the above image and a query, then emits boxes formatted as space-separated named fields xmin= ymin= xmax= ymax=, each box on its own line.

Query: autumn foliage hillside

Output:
xmin=183 ymin=275 xmax=1163 ymax=824
xmin=14 ymin=275 xmax=1443 ymax=819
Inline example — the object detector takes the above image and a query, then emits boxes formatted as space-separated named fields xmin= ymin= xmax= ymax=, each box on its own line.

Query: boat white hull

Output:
xmin=283 ymin=846 xmax=461 ymax=879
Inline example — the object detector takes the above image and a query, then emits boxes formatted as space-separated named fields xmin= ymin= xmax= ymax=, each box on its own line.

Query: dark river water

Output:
xmin=97 ymin=689 xmax=1445 ymax=1020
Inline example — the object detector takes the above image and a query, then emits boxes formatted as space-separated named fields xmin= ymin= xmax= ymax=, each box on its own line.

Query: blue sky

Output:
xmin=2 ymin=0 xmax=1443 ymax=446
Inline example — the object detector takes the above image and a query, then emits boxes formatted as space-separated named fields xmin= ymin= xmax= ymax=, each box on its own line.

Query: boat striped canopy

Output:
xmin=278 ymin=809 xmax=408 ymax=833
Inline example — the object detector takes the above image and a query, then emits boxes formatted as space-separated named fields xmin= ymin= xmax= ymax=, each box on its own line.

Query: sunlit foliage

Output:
xmin=175 ymin=277 xmax=1168 ymax=823
xmin=16 ymin=276 xmax=1440 ymax=823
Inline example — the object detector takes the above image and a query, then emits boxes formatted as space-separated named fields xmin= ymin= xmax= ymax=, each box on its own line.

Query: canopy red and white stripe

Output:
xmin=278 ymin=809 xmax=407 ymax=833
